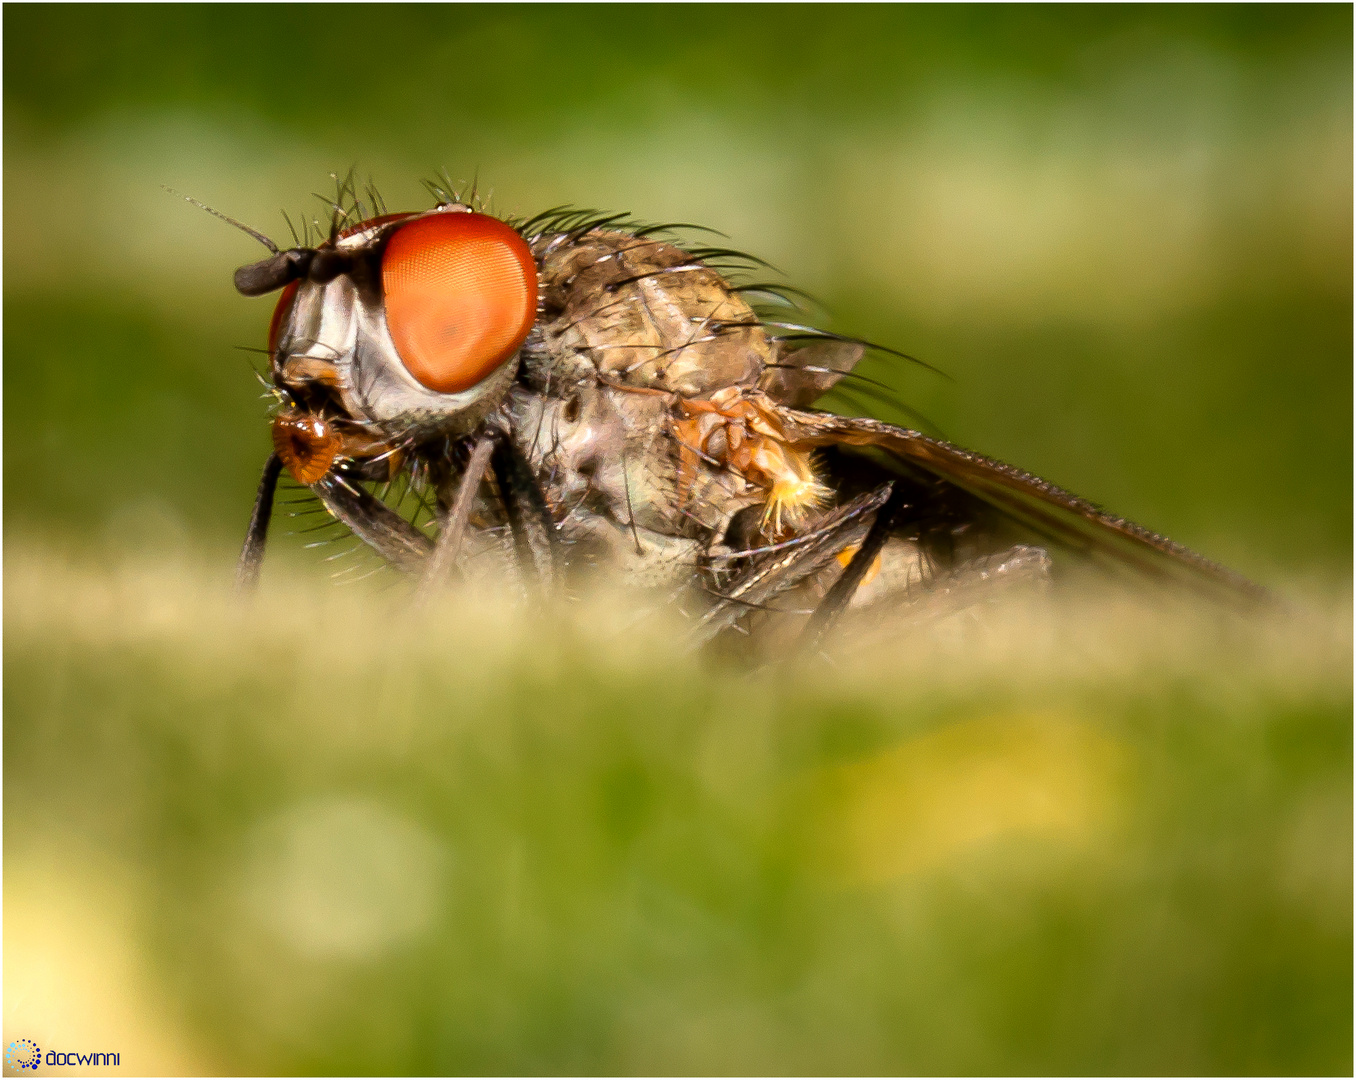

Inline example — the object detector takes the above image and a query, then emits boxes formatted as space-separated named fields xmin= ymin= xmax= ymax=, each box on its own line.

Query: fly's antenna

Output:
xmin=164 ymin=186 xmax=280 ymax=254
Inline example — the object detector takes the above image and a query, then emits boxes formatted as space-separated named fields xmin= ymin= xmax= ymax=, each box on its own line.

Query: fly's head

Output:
xmin=236 ymin=203 xmax=539 ymax=484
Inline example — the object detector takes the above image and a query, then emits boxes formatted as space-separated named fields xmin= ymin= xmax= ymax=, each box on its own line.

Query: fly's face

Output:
xmin=237 ymin=205 xmax=539 ymax=484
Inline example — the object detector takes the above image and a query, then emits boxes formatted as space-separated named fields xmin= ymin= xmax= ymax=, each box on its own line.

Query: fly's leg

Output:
xmin=312 ymin=473 xmax=434 ymax=572
xmin=796 ymin=480 xmax=908 ymax=654
xmin=491 ymin=437 xmax=561 ymax=590
xmin=417 ymin=431 xmax=497 ymax=602
xmin=235 ymin=453 xmax=284 ymax=593
xmin=690 ymin=484 xmax=893 ymax=647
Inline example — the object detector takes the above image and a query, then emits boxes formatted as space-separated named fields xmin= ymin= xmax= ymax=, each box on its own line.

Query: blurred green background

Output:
xmin=4 ymin=5 xmax=1351 ymax=1076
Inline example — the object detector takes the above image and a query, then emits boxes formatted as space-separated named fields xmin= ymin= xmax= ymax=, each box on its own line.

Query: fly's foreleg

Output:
xmin=312 ymin=474 xmax=434 ymax=572
xmin=417 ymin=432 xmax=497 ymax=603
xmin=491 ymin=436 xmax=561 ymax=591
xmin=234 ymin=453 xmax=283 ymax=593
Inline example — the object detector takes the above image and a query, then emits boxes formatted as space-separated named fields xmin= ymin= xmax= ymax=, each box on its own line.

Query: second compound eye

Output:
xmin=381 ymin=212 xmax=538 ymax=395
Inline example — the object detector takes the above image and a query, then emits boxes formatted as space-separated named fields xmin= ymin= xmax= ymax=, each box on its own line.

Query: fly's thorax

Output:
xmin=507 ymin=380 xmax=712 ymax=589
xmin=511 ymin=382 xmax=687 ymax=535
xmin=508 ymin=377 xmax=805 ymax=580
xmin=531 ymin=231 xmax=773 ymax=397
xmin=518 ymin=228 xmax=840 ymax=552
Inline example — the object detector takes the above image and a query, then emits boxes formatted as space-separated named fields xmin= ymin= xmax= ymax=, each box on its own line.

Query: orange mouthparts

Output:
xmin=272 ymin=410 xmax=342 ymax=484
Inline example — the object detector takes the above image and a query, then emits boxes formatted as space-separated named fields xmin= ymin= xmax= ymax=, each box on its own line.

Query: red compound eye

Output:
xmin=381 ymin=212 xmax=538 ymax=394
xmin=267 ymin=281 xmax=299 ymax=355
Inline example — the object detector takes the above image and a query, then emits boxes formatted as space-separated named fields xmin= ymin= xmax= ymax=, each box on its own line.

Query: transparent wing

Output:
xmin=775 ymin=408 xmax=1266 ymax=605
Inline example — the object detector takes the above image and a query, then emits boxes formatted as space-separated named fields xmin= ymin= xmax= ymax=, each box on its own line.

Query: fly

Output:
xmin=192 ymin=176 xmax=1265 ymax=650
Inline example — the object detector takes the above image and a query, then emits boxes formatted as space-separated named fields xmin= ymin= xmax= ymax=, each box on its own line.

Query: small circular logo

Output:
xmin=5 ymin=1040 xmax=40 ymax=1071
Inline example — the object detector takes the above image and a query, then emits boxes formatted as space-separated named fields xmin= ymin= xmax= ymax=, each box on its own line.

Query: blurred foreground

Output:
xmin=4 ymin=543 xmax=1351 ymax=1075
